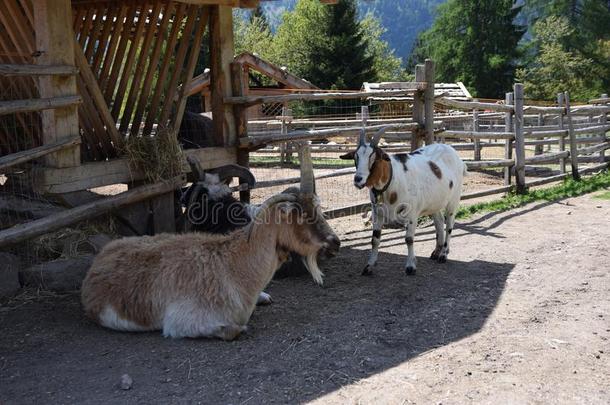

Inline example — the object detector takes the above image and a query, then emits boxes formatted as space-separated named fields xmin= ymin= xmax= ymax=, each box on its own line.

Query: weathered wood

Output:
xmin=504 ymin=92 xmax=514 ymax=186
xmin=0 ymin=96 xmax=81 ymax=116
xmin=210 ymin=5 xmax=237 ymax=146
xmin=570 ymin=105 xmax=610 ymax=115
xmin=73 ymin=42 xmax=122 ymax=148
xmin=523 ymin=105 xmax=564 ymax=114
xmin=323 ymin=202 xmax=370 ymax=220
xmin=33 ymin=0 xmax=80 ymax=168
xmin=564 ymin=92 xmax=580 ymax=180
xmin=437 ymin=130 xmax=514 ymax=140
xmin=237 ymin=52 xmax=319 ymax=91
xmin=411 ymin=64 xmax=425 ymax=150
xmin=254 ymin=167 xmax=355 ymax=190
xmin=513 ymin=84 xmax=526 ymax=194
xmin=231 ymin=61 xmax=250 ymax=202
xmin=241 ymin=123 xmax=418 ymax=147
xmin=556 ymin=93 xmax=567 ymax=174
xmin=524 ymin=150 xmax=570 ymax=165
xmin=599 ymin=95 xmax=608 ymax=162
xmin=589 ymin=96 xmax=610 ymax=105
xmin=465 ymin=159 xmax=514 ymax=169
xmin=573 ymin=124 xmax=610 ymax=135
xmin=424 ymin=59 xmax=435 ymax=145
xmin=225 ymin=89 xmax=425 ymax=106
xmin=576 ymin=141 xmax=610 ymax=156
xmin=0 ymin=136 xmax=81 ymax=174
xmin=35 ymin=147 xmax=236 ymax=194
xmin=525 ymin=128 xmax=568 ymax=138
xmin=435 ymin=96 xmax=514 ymax=113
xmin=0 ymin=176 xmax=186 ymax=248
xmin=472 ymin=105 xmax=481 ymax=160
xmin=0 ymin=64 xmax=78 ymax=76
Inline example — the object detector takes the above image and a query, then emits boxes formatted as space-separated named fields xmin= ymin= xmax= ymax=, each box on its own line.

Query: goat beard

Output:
xmin=304 ymin=253 xmax=324 ymax=286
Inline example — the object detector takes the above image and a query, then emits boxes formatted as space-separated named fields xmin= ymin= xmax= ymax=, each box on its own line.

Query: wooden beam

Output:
xmin=210 ymin=5 xmax=237 ymax=146
xmin=0 ymin=64 xmax=78 ymax=76
xmin=0 ymin=96 xmax=82 ymax=116
xmin=0 ymin=176 xmax=186 ymax=248
xmin=235 ymin=52 xmax=319 ymax=90
xmin=0 ymin=136 xmax=81 ymax=174
xmin=33 ymin=0 xmax=80 ymax=168
xmin=513 ymin=83 xmax=526 ymax=194
xmin=35 ymin=147 xmax=237 ymax=194
xmin=435 ymin=96 xmax=514 ymax=113
xmin=423 ymin=59 xmax=435 ymax=144
xmin=224 ymin=89 xmax=425 ymax=106
xmin=564 ymin=92 xmax=580 ymax=181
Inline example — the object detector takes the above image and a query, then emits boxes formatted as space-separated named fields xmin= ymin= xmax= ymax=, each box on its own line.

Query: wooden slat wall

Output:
xmin=0 ymin=0 xmax=41 ymax=157
xmin=70 ymin=0 xmax=209 ymax=160
xmin=1 ymin=0 xmax=209 ymax=161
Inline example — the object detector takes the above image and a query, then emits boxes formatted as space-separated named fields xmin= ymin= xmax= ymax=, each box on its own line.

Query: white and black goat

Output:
xmin=340 ymin=129 xmax=467 ymax=276
xmin=81 ymin=149 xmax=340 ymax=340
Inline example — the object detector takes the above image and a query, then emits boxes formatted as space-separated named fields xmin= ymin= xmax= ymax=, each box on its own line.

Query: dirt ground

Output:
xmin=1 ymin=191 xmax=609 ymax=404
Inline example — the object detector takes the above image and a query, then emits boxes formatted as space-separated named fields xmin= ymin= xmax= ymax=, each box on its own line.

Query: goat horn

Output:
xmin=369 ymin=127 xmax=388 ymax=147
xmin=186 ymin=155 xmax=206 ymax=181
xmin=358 ymin=128 xmax=366 ymax=146
xmin=254 ymin=194 xmax=298 ymax=221
xmin=207 ymin=164 xmax=255 ymax=187
xmin=299 ymin=143 xmax=315 ymax=195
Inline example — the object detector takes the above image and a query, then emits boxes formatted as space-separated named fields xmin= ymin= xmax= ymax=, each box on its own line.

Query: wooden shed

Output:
xmin=0 ymin=0 xmax=333 ymax=243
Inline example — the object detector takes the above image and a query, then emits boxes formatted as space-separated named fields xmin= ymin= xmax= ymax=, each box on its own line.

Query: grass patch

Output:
xmin=593 ymin=190 xmax=610 ymax=200
xmin=457 ymin=170 xmax=610 ymax=219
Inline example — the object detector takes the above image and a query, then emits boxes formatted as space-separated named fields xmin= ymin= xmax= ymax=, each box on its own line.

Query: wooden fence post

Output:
xmin=231 ymin=61 xmax=250 ymax=203
xmin=556 ymin=93 xmax=567 ymax=174
xmin=472 ymin=103 xmax=481 ymax=161
xmin=564 ymin=91 xmax=580 ymax=180
xmin=513 ymin=84 xmax=526 ymax=194
xmin=424 ymin=59 xmax=435 ymax=145
xmin=504 ymin=92 xmax=514 ymax=186
xmin=535 ymin=113 xmax=544 ymax=155
xmin=33 ymin=0 xmax=80 ymax=169
xmin=599 ymin=93 xmax=607 ymax=163
xmin=411 ymin=64 xmax=425 ymax=150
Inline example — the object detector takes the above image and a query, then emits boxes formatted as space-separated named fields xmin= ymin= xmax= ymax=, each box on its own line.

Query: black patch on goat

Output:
xmin=178 ymin=111 xmax=215 ymax=149
xmin=186 ymin=190 xmax=250 ymax=234
xmin=394 ymin=153 xmax=409 ymax=171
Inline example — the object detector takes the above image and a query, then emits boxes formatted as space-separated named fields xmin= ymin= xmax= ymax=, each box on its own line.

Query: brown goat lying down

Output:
xmin=81 ymin=193 xmax=340 ymax=340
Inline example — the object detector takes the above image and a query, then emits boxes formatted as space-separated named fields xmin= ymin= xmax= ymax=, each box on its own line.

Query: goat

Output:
xmin=179 ymin=161 xmax=311 ymax=305
xmin=81 ymin=149 xmax=340 ymax=340
xmin=340 ymin=129 xmax=467 ymax=276
xmin=178 ymin=111 xmax=215 ymax=149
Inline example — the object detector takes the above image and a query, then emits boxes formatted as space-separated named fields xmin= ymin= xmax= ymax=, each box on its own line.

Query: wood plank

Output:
xmin=236 ymin=52 xmax=319 ymax=90
xmin=0 ymin=175 xmax=186 ymax=247
xmin=119 ymin=1 xmax=164 ymax=134
xmin=36 ymin=146 xmax=236 ymax=194
xmin=143 ymin=3 xmax=187 ymax=135
xmin=524 ymin=150 xmax=569 ymax=165
xmin=34 ymin=0 xmax=81 ymax=168
xmin=73 ymin=42 xmax=122 ymax=148
xmin=159 ymin=5 xmax=199 ymax=129
xmin=564 ymin=92 xmax=580 ymax=180
xmin=0 ymin=64 xmax=78 ymax=76
xmin=210 ymin=4 xmax=237 ymax=145
xmin=225 ymin=89 xmax=426 ymax=107
xmin=424 ymin=59 xmax=435 ymax=144
xmin=173 ymin=7 xmax=208 ymax=134
xmin=513 ymin=84 xmax=526 ymax=193
xmin=0 ymin=96 xmax=82 ymax=116
xmin=90 ymin=4 xmax=117 ymax=77
xmin=0 ymin=136 xmax=81 ymax=173
xmin=435 ymin=96 xmax=514 ymax=113
xmin=110 ymin=2 xmax=149 ymax=122
xmin=97 ymin=4 xmax=128 ymax=94
xmin=437 ymin=130 xmax=514 ymax=140
xmin=130 ymin=1 xmax=175 ymax=136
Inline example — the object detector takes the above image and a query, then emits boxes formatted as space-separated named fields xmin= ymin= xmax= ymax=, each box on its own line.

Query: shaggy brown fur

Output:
xmin=81 ymin=195 xmax=339 ymax=340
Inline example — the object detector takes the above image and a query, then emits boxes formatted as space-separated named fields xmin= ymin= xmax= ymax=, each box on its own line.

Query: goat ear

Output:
xmin=339 ymin=150 xmax=356 ymax=160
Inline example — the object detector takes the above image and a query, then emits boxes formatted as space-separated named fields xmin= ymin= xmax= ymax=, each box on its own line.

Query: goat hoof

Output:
xmin=361 ymin=265 xmax=373 ymax=276
xmin=256 ymin=292 xmax=273 ymax=306
xmin=438 ymin=255 xmax=447 ymax=263
xmin=405 ymin=266 xmax=416 ymax=276
xmin=430 ymin=250 xmax=440 ymax=260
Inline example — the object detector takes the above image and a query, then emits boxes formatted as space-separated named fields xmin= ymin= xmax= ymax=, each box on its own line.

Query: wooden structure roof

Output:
xmin=363 ymin=81 xmax=473 ymax=102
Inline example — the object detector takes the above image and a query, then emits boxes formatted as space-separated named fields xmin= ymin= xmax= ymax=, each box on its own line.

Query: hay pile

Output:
xmin=123 ymin=129 xmax=184 ymax=183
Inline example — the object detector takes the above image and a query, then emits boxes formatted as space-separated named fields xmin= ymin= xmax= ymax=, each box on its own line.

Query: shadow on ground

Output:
xmin=0 ymin=245 xmax=514 ymax=404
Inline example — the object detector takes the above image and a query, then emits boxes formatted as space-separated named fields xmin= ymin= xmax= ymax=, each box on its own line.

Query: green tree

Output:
xmin=516 ymin=16 xmax=596 ymax=100
xmin=233 ymin=11 xmax=274 ymax=60
xmin=274 ymin=0 xmax=375 ymax=89
xmin=361 ymin=14 xmax=411 ymax=82
xmin=411 ymin=0 xmax=525 ymax=98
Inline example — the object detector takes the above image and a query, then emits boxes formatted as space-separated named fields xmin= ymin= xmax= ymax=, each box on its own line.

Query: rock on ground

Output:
xmin=19 ymin=255 xmax=93 ymax=292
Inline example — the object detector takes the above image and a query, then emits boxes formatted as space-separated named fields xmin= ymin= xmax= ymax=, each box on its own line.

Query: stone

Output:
xmin=0 ymin=252 xmax=21 ymax=298
xmin=20 ymin=255 xmax=94 ymax=292
xmin=120 ymin=374 xmax=133 ymax=390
